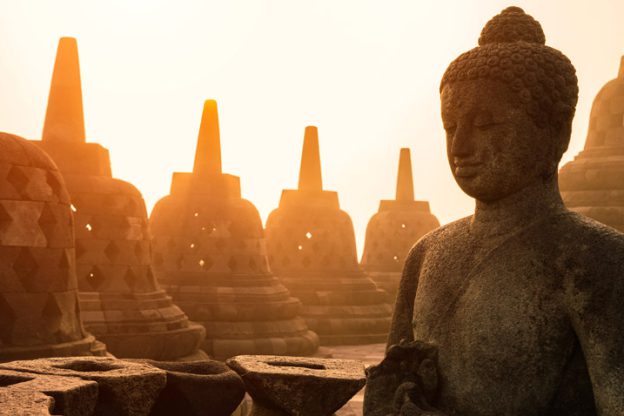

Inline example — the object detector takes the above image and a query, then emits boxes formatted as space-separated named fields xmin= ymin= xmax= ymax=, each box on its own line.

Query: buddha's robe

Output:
xmin=389 ymin=210 xmax=624 ymax=416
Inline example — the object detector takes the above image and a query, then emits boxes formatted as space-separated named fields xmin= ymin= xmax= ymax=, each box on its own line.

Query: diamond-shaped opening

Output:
xmin=125 ymin=198 xmax=138 ymax=215
xmin=58 ymin=250 xmax=71 ymax=270
xmin=123 ymin=268 xmax=137 ymax=290
xmin=281 ymin=256 xmax=290 ymax=267
xmin=46 ymin=171 xmax=62 ymax=198
xmin=75 ymin=241 xmax=87 ymax=259
xmin=199 ymin=257 xmax=213 ymax=271
xmin=104 ymin=242 xmax=121 ymax=262
xmin=38 ymin=204 xmax=57 ymax=238
xmin=86 ymin=266 xmax=106 ymax=290
xmin=13 ymin=248 xmax=39 ymax=290
xmin=153 ymin=252 xmax=164 ymax=267
xmin=41 ymin=294 xmax=62 ymax=336
xmin=215 ymin=238 xmax=227 ymax=252
xmin=134 ymin=242 xmax=144 ymax=260
xmin=0 ymin=294 xmax=16 ymax=344
xmin=302 ymin=257 xmax=311 ymax=268
xmin=0 ymin=204 xmax=12 ymax=233
xmin=248 ymin=258 xmax=258 ymax=272
xmin=6 ymin=166 xmax=29 ymax=195
xmin=227 ymin=257 xmax=238 ymax=272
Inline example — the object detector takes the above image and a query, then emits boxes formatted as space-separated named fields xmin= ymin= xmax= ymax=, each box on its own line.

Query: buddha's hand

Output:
xmin=363 ymin=340 xmax=443 ymax=416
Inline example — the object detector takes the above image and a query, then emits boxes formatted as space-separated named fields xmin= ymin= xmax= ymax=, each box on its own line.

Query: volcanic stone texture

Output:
xmin=33 ymin=37 xmax=204 ymax=360
xmin=266 ymin=126 xmax=392 ymax=345
xmin=560 ymin=57 xmax=624 ymax=231
xmin=0 ymin=357 xmax=246 ymax=416
xmin=227 ymin=355 xmax=366 ymax=416
xmin=361 ymin=149 xmax=440 ymax=299
xmin=150 ymin=100 xmax=319 ymax=359
xmin=0 ymin=132 xmax=105 ymax=362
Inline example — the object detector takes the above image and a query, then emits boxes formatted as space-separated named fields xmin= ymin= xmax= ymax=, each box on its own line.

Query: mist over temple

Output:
xmin=0 ymin=3 xmax=623 ymax=416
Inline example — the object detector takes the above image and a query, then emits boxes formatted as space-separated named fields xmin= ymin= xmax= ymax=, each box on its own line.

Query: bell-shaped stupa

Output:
xmin=34 ymin=37 xmax=205 ymax=360
xmin=265 ymin=127 xmax=392 ymax=345
xmin=560 ymin=57 xmax=624 ymax=231
xmin=361 ymin=148 xmax=440 ymax=298
xmin=149 ymin=100 xmax=319 ymax=359
xmin=0 ymin=132 xmax=106 ymax=361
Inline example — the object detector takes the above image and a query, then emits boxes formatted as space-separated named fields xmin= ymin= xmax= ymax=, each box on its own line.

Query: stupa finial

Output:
xmin=298 ymin=126 xmax=323 ymax=192
xmin=619 ymin=56 xmax=624 ymax=79
xmin=42 ymin=37 xmax=86 ymax=143
xmin=193 ymin=100 xmax=222 ymax=176
xmin=396 ymin=148 xmax=414 ymax=201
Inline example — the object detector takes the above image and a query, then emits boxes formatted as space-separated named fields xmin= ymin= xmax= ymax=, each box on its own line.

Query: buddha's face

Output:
xmin=441 ymin=79 xmax=555 ymax=202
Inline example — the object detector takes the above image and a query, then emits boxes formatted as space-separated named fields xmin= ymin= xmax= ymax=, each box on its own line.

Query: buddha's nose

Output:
xmin=450 ymin=124 xmax=474 ymax=157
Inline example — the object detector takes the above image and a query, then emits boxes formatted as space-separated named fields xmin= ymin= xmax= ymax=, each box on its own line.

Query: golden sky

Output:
xmin=1 ymin=0 xmax=623 ymax=256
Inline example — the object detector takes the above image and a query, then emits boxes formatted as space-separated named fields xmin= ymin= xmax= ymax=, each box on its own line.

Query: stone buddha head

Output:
xmin=439 ymin=7 xmax=579 ymax=202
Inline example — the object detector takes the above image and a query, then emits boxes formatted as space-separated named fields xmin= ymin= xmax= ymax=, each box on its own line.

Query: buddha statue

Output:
xmin=364 ymin=7 xmax=624 ymax=416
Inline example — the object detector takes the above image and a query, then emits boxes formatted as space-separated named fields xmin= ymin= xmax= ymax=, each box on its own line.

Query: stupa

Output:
xmin=0 ymin=132 xmax=106 ymax=361
xmin=360 ymin=148 xmax=440 ymax=298
xmin=559 ymin=57 xmax=624 ymax=231
xmin=265 ymin=126 xmax=392 ymax=345
xmin=34 ymin=37 xmax=205 ymax=360
xmin=149 ymin=100 xmax=319 ymax=359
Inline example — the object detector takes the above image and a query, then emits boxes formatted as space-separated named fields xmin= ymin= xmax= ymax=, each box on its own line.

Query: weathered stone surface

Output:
xmin=361 ymin=149 xmax=440 ymax=298
xmin=0 ymin=357 xmax=166 ymax=416
xmin=0 ymin=368 xmax=98 ymax=416
xmin=32 ymin=37 xmax=205 ymax=360
xmin=0 ymin=390 xmax=54 ymax=415
xmin=227 ymin=355 xmax=366 ymax=416
xmin=0 ymin=131 xmax=106 ymax=361
xmin=136 ymin=359 xmax=245 ymax=416
xmin=367 ymin=7 xmax=624 ymax=416
xmin=560 ymin=57 xmax=624 ymax=231
xmin=150 ymin=100 xmax=318 ymax=359
xmin=266 ymin=127 xmax=392 ymax=345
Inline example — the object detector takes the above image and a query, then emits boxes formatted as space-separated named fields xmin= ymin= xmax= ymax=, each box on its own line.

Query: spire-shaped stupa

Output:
xmin=361 ymin=148 xmax=440 ymax=298
xmin=34 ymin=37 xmax=205 ymax=360
xmin=265 ymin=127 xmax=392 ymax=345
xmin=560 ymin=56 xmax=624 ymax=231
xmin=42 ymin=37 xmax=86 ymax=145
xmin=149 ymin=101 xmax=319 ymax=359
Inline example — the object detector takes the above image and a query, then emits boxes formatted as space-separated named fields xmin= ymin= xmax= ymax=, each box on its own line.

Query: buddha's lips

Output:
xmin=454 ymin=160 xmax=483 ymax=177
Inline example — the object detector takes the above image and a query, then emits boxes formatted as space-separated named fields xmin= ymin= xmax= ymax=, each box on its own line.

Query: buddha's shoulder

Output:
xmin=410 ymin=216 xmax=472 ymax=253
xmin=545 ymin=211 xmax=624 ymax=250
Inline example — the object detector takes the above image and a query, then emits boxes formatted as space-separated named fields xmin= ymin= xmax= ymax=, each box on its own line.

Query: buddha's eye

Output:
xmin=474 ymin=113 xmax=498 ymax=130
xmin=443 ymin=123 xmax=457 ymax=135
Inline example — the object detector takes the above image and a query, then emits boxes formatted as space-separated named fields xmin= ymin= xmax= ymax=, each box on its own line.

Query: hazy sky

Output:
xmin=1 ymin=0 xmax=623 ymax=256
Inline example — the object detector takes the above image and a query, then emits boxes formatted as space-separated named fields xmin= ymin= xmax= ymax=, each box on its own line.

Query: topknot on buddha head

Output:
xmin=441 ymin=6 xmax=578 ymax=139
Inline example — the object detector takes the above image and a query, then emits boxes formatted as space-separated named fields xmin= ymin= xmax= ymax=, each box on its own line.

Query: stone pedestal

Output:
xmin=227 ymin=355 xmax=366 ymax=416
xmin=265 ymin=127 xmax=392 ymax=345
xmin=33 ymin=37 xmax=205 ymax=360
xmin=560 ymin=57 xmax=624 ymax=231
xmin=0 ymin=132 xmax=105 ymax=362
xmin=150 ymin=100 xmax=319 ymax=359
xmin=361 ymin=149 xmax=440 ymax=298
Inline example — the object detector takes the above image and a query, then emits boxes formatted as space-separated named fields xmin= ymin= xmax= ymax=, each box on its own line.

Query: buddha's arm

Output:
xmin=387 ymin=242 xmax=424 ymax=348
xmin=567 ymin=254 xmax=624 ymax=415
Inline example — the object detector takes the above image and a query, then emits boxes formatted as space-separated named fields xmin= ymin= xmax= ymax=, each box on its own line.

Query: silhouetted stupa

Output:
xmin=34 ymin=37 xmax=205 ymax=360
xmin=560 ymin=57 xmax=624 ymax=231
xmin=149 ymin=100 xmax=319 ymax=359
xmin=265 ymin=126 xmax=392 ymax=345
xmin=0 ymin=132 xmax=106 ymax=361
xmin=361 ymin=148 xmax=440 ymax=298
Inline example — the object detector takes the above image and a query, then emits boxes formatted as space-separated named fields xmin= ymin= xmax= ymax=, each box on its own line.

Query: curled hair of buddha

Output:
xmin=440 ymin=6 xmax=579 ymax=133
